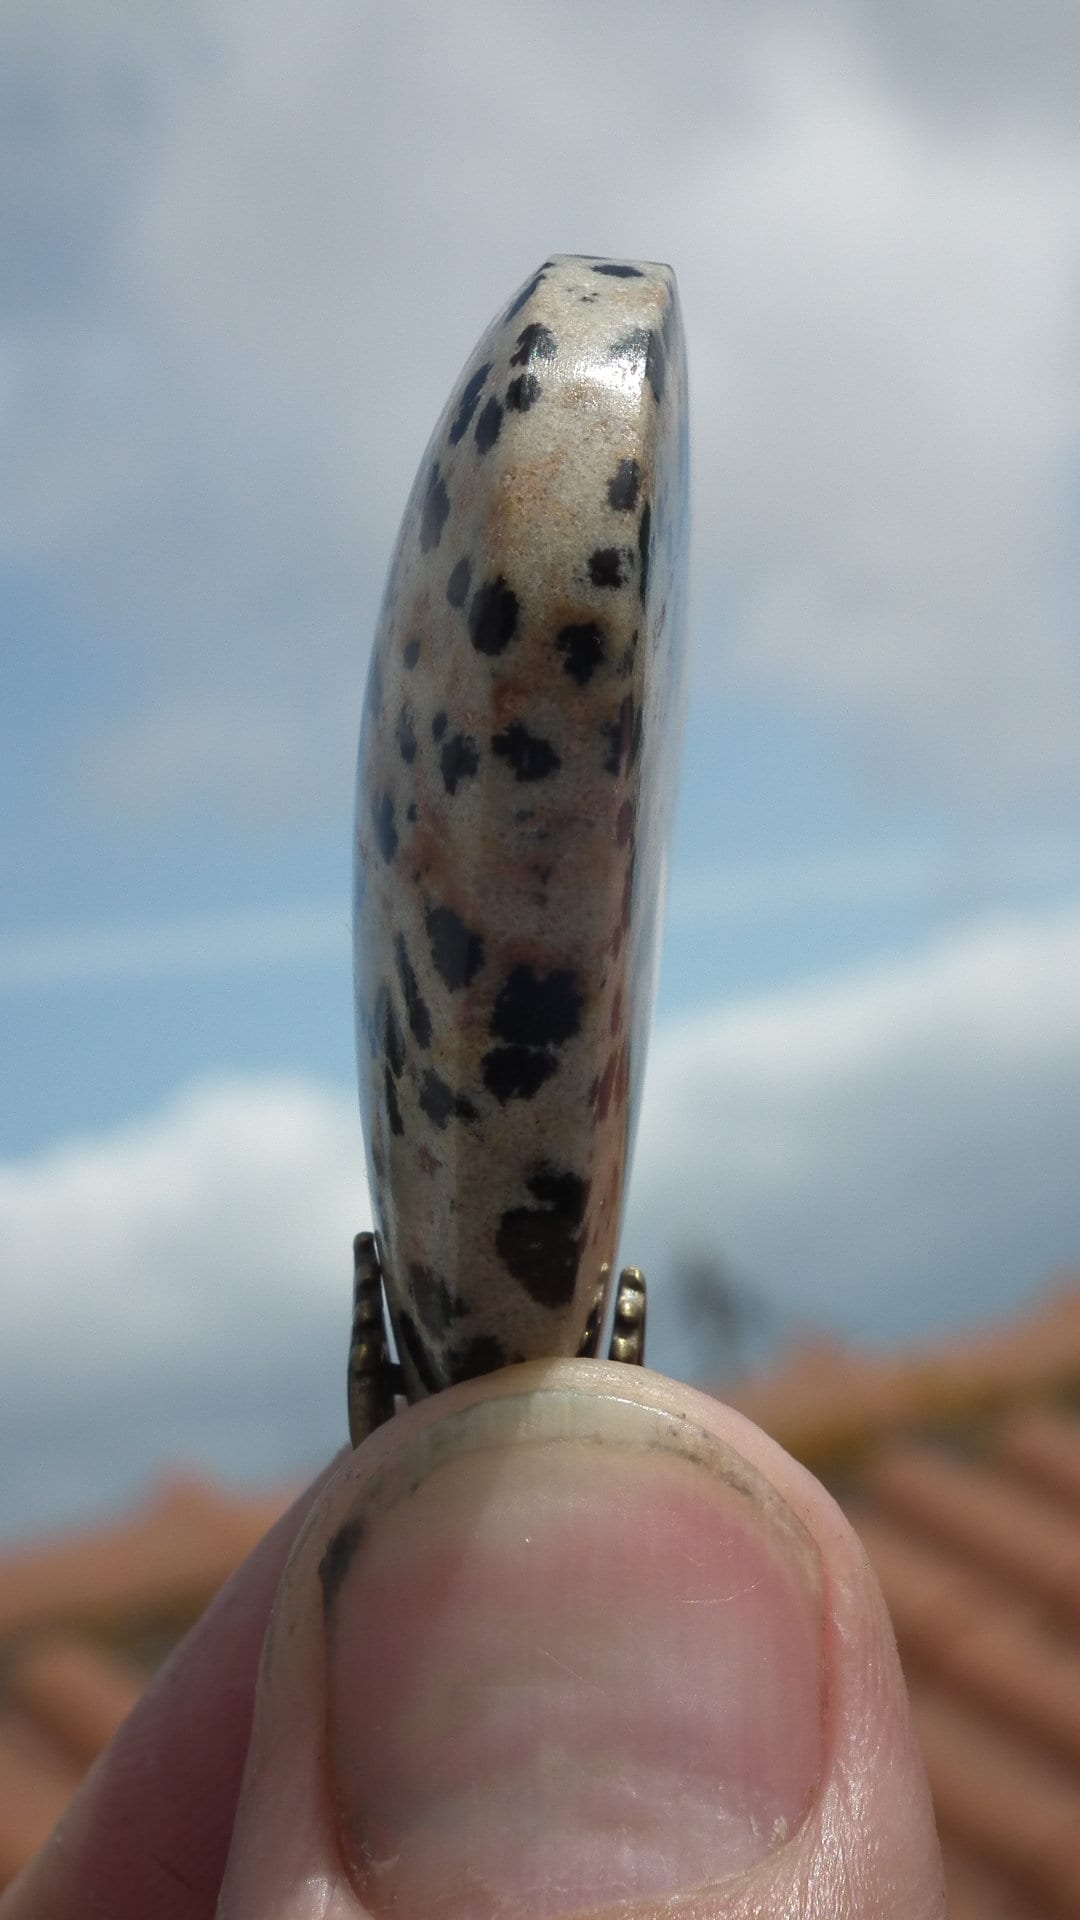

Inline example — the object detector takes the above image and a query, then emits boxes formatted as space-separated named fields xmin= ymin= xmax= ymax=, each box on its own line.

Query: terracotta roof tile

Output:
xmin=941 ymin=1842 xmax=1042 ymax=1920
xmin=721 ymin=1286 xmax=1080 ymax=1914
xmin=0 ymin=1474 xmax=292 ymax=1642
xmin=0 ymin=1708 xmax=82 ymax=1887
xmin=725 ymin=1277 xmax=1080 ymax=1467
xmin=910 ymin=1685 xmax=1080 ymax=1919
xmin=6 ymin=1635 xmax=144 ymax=1769
xmin=0 ymin=1474 xmax=296 ymax=1886
xmin=997 ymin=1407 xmax=1080 ymax=1508
xmin=855 ymin=1512 xmax=1080 ymax=1768
xmin=864 ymin=1444 xmax=1080 ymax=1633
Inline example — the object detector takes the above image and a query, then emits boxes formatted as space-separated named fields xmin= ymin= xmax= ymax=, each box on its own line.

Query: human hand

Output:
xmin=0 ymin=1363 xmax=945 ymax=1918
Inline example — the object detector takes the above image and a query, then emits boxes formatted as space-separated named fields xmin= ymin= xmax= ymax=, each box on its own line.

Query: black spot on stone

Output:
xmin=372 ymin=790 xmax=397 ymax=863
xmin=384 ymin=1065 xmax=404 ymax=1137
xmin=447 ymin=1333 xmax=515 ymax=1380
xmin=407 ymin=801 xmax=418 ymax=823
xmin=482 ymin=1045 xmax=557 ymax=1102
xmin=632 ymin=705 xmax=643 ymax=762
xmin=638 ymin=501 xmax=652 ymax=604
xmin=503 ymin=269 xmax=546 ymax=324
xmin=474 ymin=395 xmax=503 ymax=454
xmin=492 ymin=721 xmax=561 ymax=782
xmin=395 ymin=702 xmax=417 ymax=764
xmin=645 ymin=330 xmax=666 ymax=403
xmin=319 ymin=1516 xmax=365 ymax=1610
xmin=506 ymin=372 xmax=541 ymax=412
xmin=495 ymin=1164 xmax=588 ymax=1307
xmin=510 ymin=322 xmax=557 ymax=366
xmin=420 ymin=1067 xmax=478 ymax=1129
xmin=381 ymin=990 xmax=406 ymax=1077
xmin=426 ymin=904 xmax=485 ymax=990
xmin=396 ymin=1310 xmax=441 ymax=1395
xmin=607 ymin=323 xmax=665 ymax=404
xmin=602 ymin=694 xmax=634 ymax=776
xmin=592 ymin=262 xmax=645 ymax=278
xmin=608 ymin=458 xmax=641 ymax=512
xmin=528 ymin=1165 xmax=588 ymax=1219
xmin=588 ymin=547 xmax=626 ymax=589
xmin=440 ymin=732 xmax=480 ymax=795
xmin=403 ymin=635 xmax=421 ymax=669
xmin=608 ymin=327 xmax=650 ymax=370
xmin=420 ymin=464 xmax=450 ymax=552
xmin=409 ymin=1260 xmax=467 ymax=1335
xmin=419 ymin=1067 xmax=453 ymax=1128
xmin=448 ymin=361 xmax=492 ymax=445
xmin=394 ymin=933 xmax=431 ymax=1048
xmin=491 ymin=964 xmax=583 ymax=1048
xmin=431 ymin=710 xmax=447 ymax=742
xmin=469 ymin=576 xmax=520 ymax=656
xmin=555 ymin=621 xmax=605 ymax=686
xmin=446 ymin=556 xmax=471 ymax=608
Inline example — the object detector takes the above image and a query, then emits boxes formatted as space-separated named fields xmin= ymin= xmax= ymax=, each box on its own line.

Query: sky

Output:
xmin=3 ymin=0 xmax=1080 ymax=1540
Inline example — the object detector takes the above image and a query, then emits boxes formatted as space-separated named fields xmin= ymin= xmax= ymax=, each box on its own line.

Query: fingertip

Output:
xmin=221 ymin=1365 xmax=946 ymax=1919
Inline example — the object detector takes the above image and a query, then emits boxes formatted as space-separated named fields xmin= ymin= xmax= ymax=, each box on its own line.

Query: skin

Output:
xmin=1 ymin=1365 xmax=946 ymax=1920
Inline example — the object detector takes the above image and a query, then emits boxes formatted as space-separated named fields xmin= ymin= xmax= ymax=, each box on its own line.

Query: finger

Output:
xmin=219 ymin=1363 xmax=946 ymax=1919
xmin=0 ymin=1458 xmax=343 ymax=1920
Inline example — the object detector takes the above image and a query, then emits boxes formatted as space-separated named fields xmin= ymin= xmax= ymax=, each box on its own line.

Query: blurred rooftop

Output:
xmin=2 ymin=1277 xmax=1079 ymax=1913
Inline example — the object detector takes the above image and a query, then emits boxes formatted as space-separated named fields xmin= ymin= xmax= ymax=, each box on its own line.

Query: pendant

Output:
xmin=349 ymin=256 xmax=688 ymax=1443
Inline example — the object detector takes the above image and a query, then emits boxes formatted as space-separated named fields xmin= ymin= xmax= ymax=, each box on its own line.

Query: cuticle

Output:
xmin=319 ymin=1385 xmax=818 ymax=1617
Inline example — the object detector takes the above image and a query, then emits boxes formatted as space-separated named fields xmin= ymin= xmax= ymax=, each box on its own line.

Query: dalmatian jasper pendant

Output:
xmin=349 ymin=255 xmax=688 ymax=1444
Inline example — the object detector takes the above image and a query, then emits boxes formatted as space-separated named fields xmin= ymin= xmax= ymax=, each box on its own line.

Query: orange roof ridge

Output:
xmin=864 ymin=1445 xmax=1080 ymax=1633
xmin=7 ymin=1635 xmax=144 ymax=1769
xmin=856 ymin=1511 xmax=1080 ymax=1767
xmin=910 ymin=1684 xmax=1080 ymax=1915
xmin=723 ymin=1276 xmax=1080 ymax=1463
xmin=996 ymin=1408 xmax=1080 ymax=1510
xmin=941 ymin=1846 xmax=1033 ymax=1920
xmin=0 ymin=1710 xmax=82 ymax=1887
xmin=0 ymin=1474 xmax=295 ymax=1641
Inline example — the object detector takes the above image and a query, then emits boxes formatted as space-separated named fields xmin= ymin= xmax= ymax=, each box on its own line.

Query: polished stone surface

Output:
xmin=354 ymin=256 xmax=688 ymax=1399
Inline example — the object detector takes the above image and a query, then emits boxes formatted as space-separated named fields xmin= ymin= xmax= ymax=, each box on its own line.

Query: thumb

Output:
xmin=219 ymin=1362 xmax=945 ymax=1920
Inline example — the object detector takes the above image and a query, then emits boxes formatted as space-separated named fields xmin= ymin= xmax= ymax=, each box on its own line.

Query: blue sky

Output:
xmin=3 ymin=0 xmax=1080 ymax=1538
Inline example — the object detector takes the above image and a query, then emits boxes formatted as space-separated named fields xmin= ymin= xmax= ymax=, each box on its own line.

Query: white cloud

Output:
xmin=0 ymin=906 xmax=345 ymax=992
xmin=3 ymin=1 xmax=1079 ymax=815
xmin=2 ymin=908 xmax=1078 ymax=1537
xmin=78 ymin=693 xmax=345 ymax=824
xmin=0 ymin=1078 xmax=366 ymax=1537
xmin=668 ymin=831 xmax=1080 ymax=930
xmin=684 ymin=28 xmax=1080 ymax=790
xmin=627 ymin=905 xmax=1080 ymax=1377
xmin=852 ymin=0 xmax=1080 ymax=130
